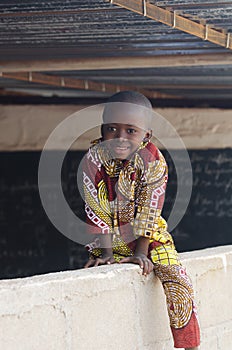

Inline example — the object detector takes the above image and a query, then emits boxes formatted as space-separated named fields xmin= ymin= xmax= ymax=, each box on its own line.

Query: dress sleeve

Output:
xmin=82 ymin=147 xmax=113 ymax=235
xmin=133 ymin=150 xmax=168 ymax=239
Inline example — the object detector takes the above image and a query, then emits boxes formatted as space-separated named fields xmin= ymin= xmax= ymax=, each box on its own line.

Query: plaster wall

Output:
xmin=0 ymin=245 xmax=231 ymax=350
xmin=0 ymin=105 xmax=231 ymax=150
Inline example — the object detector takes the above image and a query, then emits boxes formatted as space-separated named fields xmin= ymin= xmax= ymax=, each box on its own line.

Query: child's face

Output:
xmin=101 ymin=122 xmax=151 ymax=160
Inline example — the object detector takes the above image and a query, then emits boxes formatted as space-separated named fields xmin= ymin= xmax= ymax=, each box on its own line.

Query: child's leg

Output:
xmin=150 ymin=242 xmax=200 ymax=349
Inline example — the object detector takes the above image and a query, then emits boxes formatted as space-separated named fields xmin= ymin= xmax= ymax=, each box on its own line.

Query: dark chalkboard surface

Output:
xmin=0 ymin=148 xmax=231 ymax=279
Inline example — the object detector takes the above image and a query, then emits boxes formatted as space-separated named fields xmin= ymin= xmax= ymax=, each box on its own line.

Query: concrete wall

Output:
xmin=1 ymin=105 xmax=232 ymax=150
xmin=0 ymin=245 xmax=231 ymax=350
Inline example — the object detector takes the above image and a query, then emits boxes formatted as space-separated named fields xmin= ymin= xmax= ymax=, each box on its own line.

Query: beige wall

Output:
xmin=0 ymin=245 xmax=231 ymax=350
xmin=0 ymin=104 xmax=232 ymax=150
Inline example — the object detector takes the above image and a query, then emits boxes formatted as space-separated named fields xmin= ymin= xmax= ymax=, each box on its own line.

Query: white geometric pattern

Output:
xmin=83 ymin=171 xmax=97 ymax=199
xmin=85 ymin=237 xmax=101 ymax=252
xmin=86 ymin=148 xmax=102 ymax=170
xmin=85 ymin=204 xmax=110 ymax=234
xmin=150 ymin=182 xmax=166 ymax=208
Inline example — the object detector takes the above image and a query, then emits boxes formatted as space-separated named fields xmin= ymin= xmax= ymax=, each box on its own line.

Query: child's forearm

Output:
xmin=119 ymin=236 xmax=153 ymax=275
xmin=135 ymin=236 xmax=150 ymax=256
xmin=99 ymin=234 xmax=113 ymax=257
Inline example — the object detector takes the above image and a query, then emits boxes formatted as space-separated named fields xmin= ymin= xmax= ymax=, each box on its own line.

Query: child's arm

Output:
xmin=119 ymin=236 xmax=154 ymax=276
xmin=83 ymin=147 xmax=116 ymax=268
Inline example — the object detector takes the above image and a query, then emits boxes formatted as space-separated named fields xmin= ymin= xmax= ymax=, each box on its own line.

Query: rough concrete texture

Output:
xmin=0 ymin=245 xmax=231 ymax=350
xmin=0 ymin=105 xmax=232 ymax=150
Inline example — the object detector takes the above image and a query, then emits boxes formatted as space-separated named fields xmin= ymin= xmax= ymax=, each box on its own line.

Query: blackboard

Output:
xmin=0 ymin=148 xmax=231 ymax=279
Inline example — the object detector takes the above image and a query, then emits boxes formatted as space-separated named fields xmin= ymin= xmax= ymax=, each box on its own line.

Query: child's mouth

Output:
xmin=113 ymin=144 xmax=130 ymax=156
xmin=115 ymin=146 xmax=129 ymax=151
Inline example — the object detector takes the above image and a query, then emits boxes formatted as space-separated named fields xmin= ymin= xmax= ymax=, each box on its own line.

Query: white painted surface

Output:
xmin=0 ymin=245 xmax=231 ymax=350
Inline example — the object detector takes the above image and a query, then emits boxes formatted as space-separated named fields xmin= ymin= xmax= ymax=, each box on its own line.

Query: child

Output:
xmin=82 ymin=91 xmax=200 ymax=349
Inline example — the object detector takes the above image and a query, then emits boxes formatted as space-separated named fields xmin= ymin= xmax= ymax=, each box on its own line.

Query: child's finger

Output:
xmin=148 ymin=262 xmax=154 ymax=274
xmin=109 ymin=257 xmax=116 ymax=264
xmin=84 ymin=259 xmax=95 ymax=268
xmin=133 ymin=257 xmax=143 ymax=270
xmin=94 ymin=258 xmax=103 ymax=267
xmin=119 ymin=257 xmax=131 ymax=263
xmin=106 ymin=257 xmax=113 ymax=264
xmin=141 ymin=259 xmax=154 ymax=275
xmin=142 ymin=260 xmax=149 ymax=275
xmin=144 ymin=261 xmax=154 ymax=275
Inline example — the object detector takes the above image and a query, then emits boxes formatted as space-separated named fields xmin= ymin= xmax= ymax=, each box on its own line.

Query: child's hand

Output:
xmin=119 ymin=254 xmax=154 ymax=276
xmin=84 ymin=256 xmax=116 ymax=268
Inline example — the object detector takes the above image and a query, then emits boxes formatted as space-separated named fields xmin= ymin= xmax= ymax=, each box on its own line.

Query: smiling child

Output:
xmin=82 ymin=91 xmax=200 ymax=350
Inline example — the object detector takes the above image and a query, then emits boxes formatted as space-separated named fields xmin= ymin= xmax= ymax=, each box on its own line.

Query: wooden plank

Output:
xmin=109 ymin=0 xmax=144 ymax=15
xmin=162 ymin=2 xmax=232 ymax=10
xmin=1 ymin=72 xmax=177 ymax=99
xmin=1 ymin=54 xmax=232 ymax=73
xmin=143 ymin=84 xmax=232 ymax=90
xmin=3 ymin=74 xmax=232 ymax=90
xmin=109 ymin=0 xmax=232 ymax=49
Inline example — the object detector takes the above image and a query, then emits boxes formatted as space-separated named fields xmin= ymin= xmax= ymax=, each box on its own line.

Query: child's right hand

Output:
xmin=84 ymin=256 xmax=116 ymax=268
xmin=119 ymin=254 xmax=154 ymax=276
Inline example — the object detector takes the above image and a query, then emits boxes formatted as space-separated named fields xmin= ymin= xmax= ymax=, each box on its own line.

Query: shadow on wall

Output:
xmin=0 ymin=148 xmax=232 ymax=279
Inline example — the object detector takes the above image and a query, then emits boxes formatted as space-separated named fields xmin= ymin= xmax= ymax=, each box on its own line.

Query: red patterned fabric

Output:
xmin=171 ymin=312 xmax=201 ymax=348
xmin=82 ymin=139 xmax=200 ymax=348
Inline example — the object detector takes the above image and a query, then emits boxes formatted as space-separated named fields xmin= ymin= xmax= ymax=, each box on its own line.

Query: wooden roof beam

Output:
xmin=1 ymin=54 xmax=232 ymax=73
xmin=1 ymin=72 xmax=178 ymax=99
xmin=107 ymin=0 xmax=232 ymax=50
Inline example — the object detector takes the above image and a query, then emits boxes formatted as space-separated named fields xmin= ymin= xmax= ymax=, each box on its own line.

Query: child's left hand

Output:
xmin=119 ymin=254 xmax=154 ymax=276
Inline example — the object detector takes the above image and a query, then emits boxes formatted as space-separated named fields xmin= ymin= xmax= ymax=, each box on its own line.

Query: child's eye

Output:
xmin=107 ymin=126 xmax=117 ymax=132
xmin=127 ymin=128 xmax=136 ymax=134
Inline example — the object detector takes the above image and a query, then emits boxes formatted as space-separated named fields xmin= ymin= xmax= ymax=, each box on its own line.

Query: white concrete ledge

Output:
xmin=0 ymin=245 xmax=232 ymax=350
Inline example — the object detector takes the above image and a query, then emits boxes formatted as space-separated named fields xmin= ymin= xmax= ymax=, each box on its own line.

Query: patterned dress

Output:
xmin=82 ymin=139 xmax=200 ymax=348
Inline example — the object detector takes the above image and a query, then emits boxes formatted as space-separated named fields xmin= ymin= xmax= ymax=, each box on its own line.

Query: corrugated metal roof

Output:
xmin=0 ymin=0 xmax=232 ymax=103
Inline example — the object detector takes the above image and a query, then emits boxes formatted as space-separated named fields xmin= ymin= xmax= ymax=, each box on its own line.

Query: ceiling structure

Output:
xmin=0 ymin=0 xmax=232 ymax=106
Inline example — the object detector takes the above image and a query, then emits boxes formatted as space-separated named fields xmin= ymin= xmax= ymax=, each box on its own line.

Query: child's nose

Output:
xmin=117 ymin=129 xmax=127 ymax=140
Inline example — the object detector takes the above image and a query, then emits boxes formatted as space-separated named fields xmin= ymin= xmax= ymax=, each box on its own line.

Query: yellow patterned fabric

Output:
xmin=83 ymin=139 xmax=201 ymax=348
xmin=83 ymin=139 xmax=169 ymax=253
xmin=154 ymin=263 xmax=195 ymax=329
xmin=90 ymin=236 xmax=134 ymax=262
xmin=150 ymin=241 xmax=180 ymax=266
